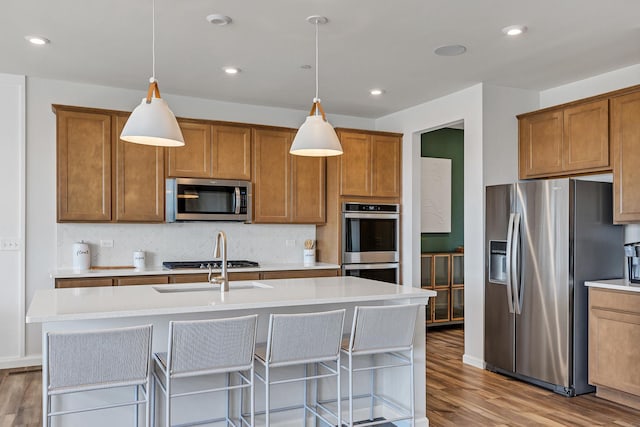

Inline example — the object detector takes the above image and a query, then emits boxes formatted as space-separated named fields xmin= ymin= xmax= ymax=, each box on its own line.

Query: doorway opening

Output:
xmin=419 ymin=123 xmax=465 ymax=335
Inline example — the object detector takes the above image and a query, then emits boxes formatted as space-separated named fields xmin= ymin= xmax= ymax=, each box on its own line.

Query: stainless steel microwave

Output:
xmin=166 ymin=178 xmax=251 ymax=222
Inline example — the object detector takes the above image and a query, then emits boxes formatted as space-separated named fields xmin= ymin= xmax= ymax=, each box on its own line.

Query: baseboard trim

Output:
xmin=462 ymin=354 xmax=485 ymax=369
xmin=0 ymin=355 xmax=41 ymax=370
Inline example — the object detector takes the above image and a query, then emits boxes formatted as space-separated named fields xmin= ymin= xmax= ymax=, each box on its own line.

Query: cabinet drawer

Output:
xmin=55 ymin=277 xmax=113 ymax=288
xmin=169 ymin=273 xmax=209 ymax=284
xmin=261 ymin=269 xmax=339 ymax=280
xmin=115 ymin=275 xmax=170 ymax=286
xmin=590 ymin=288 xmax=640 ymax=315
xmin=229 ymin=272 xmax=260 ymax=281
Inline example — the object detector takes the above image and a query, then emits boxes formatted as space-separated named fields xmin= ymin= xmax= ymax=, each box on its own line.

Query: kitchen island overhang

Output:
xmin=27 ymin=276 xmax=435 ymax=427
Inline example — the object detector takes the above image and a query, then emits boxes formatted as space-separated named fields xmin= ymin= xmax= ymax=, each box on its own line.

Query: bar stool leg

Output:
xmin=369 ymin=354 xmax=375 ymax=421
xmin=134 ymin=385 xmax=139 ymax=427
xmin=265 ymin=366 xmax=270 ymax=427
xmin=165 ymin=380 xmax=171 ymax=427
xmin=337 ymin=355 xmax=341 ymax=427
xmin=250 ymin=366 xmax=255 ymax=427
xmin=410 ymin=348 xmax=415 ymax=427
xmin=348 ymin=353 xmax=354 ymax=427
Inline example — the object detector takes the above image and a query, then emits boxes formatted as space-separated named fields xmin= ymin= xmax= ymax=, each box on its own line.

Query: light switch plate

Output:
xmin=0 ymin=238 xmax=21 ymax=251
xmin=100 ymin=239 xmax=114 ymax=248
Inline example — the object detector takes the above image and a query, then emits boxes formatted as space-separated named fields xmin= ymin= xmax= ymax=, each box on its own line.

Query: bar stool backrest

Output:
xmin=47 ymin=325 xmax=152 ymax=394
xmin=267 ymin=309 xmax=346 ymax=366
xmin=168 ymin=315 xmax=258 ymax=377
xmin=349 ymin=304 xmax=420 ymax=354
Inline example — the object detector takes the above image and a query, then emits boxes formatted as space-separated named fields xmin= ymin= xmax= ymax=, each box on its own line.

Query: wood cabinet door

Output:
xmin=563 ymin=99 xmax=610 ymax=172
xmin=291 ymin=155 xmax=326 ymax=223
xmin=212 ymin=125 xmax=252 ymax=180
xmin=611 ymin=91 xmax=640 ymax=223
xmin=57 ymin=110 xmax=112 ymax=221
xmin=519 ymin=110 xmax=564 ymax=178
xmin=371 ymin=134 xmax=401 ymax=197
xmin=252 ymin=129 xmax=292 ymax=223
xmin=114 ymin=115 xmax=165 ymax=222
xmin=166 ymin=121 xmax=212 ymax=178
xmin=339 ymin=131 xmax=372 ymax=196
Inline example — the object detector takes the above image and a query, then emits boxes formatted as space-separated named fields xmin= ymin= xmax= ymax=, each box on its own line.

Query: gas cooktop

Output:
xmin=162 ymin=260 xmax=259 ymax=270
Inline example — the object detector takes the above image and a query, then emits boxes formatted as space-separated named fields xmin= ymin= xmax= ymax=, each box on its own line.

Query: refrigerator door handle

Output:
xmin=505 ymin=213 xmax=516 ymax=314
xmin=511 ymin=212 xmax=522 ymax=315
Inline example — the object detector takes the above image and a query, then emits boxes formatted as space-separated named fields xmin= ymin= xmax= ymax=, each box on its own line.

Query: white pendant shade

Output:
xmin=290 ymin=115 xmax=343 ymax=156
xmin=120 ymin=96 xmax=185 ymax=147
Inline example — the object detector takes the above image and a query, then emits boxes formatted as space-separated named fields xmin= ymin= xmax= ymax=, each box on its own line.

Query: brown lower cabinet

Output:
xmin=589 ymin=287 xmax=640 ymax=410
xmin=55 ymin=269 xmax=339 ymax=288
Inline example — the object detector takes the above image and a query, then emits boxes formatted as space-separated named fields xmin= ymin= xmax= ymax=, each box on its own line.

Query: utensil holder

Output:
xmin=303 ymin=249 xmax=316 ymax=266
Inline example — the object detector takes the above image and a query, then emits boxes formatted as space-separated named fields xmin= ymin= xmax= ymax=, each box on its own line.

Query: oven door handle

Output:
xmin=343 ymin=212 xmax=399 ymax=220
xmin=342 ymin=263 xmax=399 ymax=270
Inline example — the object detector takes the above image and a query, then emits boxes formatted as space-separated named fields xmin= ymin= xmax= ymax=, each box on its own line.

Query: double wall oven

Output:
xmin=341 ymin=202 xmax=400 ymax=284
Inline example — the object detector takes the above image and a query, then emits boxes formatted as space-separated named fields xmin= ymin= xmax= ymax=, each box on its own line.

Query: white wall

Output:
xmin=0 ymin=74 xmax=26 ymax=368
xmin=540 ymin=64 xmax=640 ymax=246
xmin=375 ymin=84 xmax=486 ymax=367
xmin=23 ymin=77 xmax=375 ymax=362
xmin=482 ymin=85 xmax=539 ymax=186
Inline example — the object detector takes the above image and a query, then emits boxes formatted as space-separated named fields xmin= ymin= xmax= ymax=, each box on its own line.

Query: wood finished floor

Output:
xmin=1 ymin=328 xmax=639 ymax=426
xmin=427 ymin=326 xmax=640 ymax=426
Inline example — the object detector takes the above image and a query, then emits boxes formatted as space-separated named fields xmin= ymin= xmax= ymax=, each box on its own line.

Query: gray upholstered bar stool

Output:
xmin=253 ymin=309 xmax=346 ymax=427
xmin=152 ymin=314 xmax=258 ymax=427
xmin=339 ymin=304 xmax=420 ymax=427
xmin=43 ymin=324 xmax=153 ymax=427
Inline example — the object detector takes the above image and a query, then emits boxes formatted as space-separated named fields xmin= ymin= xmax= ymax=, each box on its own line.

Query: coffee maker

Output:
xmin=624 ymin=242 xmax=640 ymax=283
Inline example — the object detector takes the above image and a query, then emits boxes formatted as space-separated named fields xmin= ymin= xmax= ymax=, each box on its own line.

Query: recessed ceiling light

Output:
xmin=502 ymin=25 xmax=527 ymax=36
xmin=25 ymin=35 xmax=50 ymax=45
xmin=206 ymin=14 xmax=232 ymax=26
xmin=223 ymin=67 xmax=240 ymax=75
xmin=370 ymin=89 xmax=384 ymax=96
xmin=434 ymin=45 xmax=467 ymax=56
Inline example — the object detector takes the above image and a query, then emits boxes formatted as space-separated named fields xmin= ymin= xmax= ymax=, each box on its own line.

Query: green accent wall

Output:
xmin=421 ymin=128 xmax=464 ymax=253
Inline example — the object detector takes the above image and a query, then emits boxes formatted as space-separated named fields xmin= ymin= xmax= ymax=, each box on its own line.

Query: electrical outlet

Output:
xmin=0 ymin=238 xmax=21 ymax=251
xmin=285 ymin=239 xmax=296 ymax=248
xmin=100 ymin=239 xmax=114 ymax=248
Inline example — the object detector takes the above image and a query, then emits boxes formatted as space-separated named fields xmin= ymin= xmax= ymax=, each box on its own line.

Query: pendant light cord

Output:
xmin=314 ymin=19 xmax=319 ymax=102
xmin=151 ymin=0 xmax=156 ymax=82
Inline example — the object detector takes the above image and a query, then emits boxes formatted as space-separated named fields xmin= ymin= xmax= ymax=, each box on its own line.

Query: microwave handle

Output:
xmin=234 ymin=187 xmax=241 ymax=214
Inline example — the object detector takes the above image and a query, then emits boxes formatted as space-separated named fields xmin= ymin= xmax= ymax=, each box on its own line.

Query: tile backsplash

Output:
xmin=57 ymin=222 xmax=316 ymax=268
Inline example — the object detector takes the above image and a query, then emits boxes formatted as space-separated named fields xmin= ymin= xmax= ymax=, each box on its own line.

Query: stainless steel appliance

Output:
xmin=624 ymin=242 xmax=640 ymax=283
xmin=162 ymin=260 xmax=259 ymax=270
xmin=166 ymin=178 xmax=251 ymax=222
xmin=341 ymin=202 xmax=400 ymax=284
xmin=485 ymin=179 xmax=623 ymax=396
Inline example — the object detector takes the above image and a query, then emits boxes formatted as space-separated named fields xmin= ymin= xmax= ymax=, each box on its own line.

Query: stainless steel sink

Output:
xmin=153 ymin=282 xmax=272 ymax=293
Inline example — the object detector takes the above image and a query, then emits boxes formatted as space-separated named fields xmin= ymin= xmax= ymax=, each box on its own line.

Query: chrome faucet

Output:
xmin=208 ymin=231 xmax=229 ymax=292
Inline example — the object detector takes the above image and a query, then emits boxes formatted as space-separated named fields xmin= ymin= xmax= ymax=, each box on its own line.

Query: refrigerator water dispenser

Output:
xmin=489 ymin=240 xmax=507 ymax=284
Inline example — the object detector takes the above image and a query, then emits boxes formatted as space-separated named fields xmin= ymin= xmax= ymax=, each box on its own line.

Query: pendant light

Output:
xmin=120 ymin=0 xmax=184 ymax=147
xmin=290 ymin=16 xmax=343 ymax=157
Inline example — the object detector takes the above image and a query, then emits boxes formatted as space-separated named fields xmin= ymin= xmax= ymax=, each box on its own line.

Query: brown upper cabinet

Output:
xmin=611 ymin=90 xmax=640 ymax=223
xmin=337 ymin=130 xmax=401 ymax=198
xmin=55 ymin=105 xmax=165 ymax=223
xmin=114 ymin=114 xmax=165 ymax=222
xmin=252 ymin=128 xmax=326 ymax=224
xmin=166 ymin=121 xmax=251 ymax=180
xmin=518 ymin=99 xmax=610 ymax=179
xmin=56 ymin=108 xmax=112 ymax=221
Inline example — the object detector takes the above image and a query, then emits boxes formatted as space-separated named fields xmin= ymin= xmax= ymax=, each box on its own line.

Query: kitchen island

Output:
xmin=27 ymin=276 xmax=435 ymax=427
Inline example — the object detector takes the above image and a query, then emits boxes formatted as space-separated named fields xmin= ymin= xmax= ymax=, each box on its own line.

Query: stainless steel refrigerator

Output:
xmin=484 ymin=179 xmax=623 ymax=396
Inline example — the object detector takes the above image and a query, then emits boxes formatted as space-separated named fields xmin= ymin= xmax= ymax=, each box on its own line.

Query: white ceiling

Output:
xmin=2 ymin=0 xmax=639 ymax=118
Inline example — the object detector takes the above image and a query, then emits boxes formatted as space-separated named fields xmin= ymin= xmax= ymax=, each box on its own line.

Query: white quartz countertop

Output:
xmin=585 ymin=278 xmax=640 ymax=293
xmin=51 ymin=262 xmax=341 ymax=279
xmin=27 ymin=276 xmax=436 ymax=323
